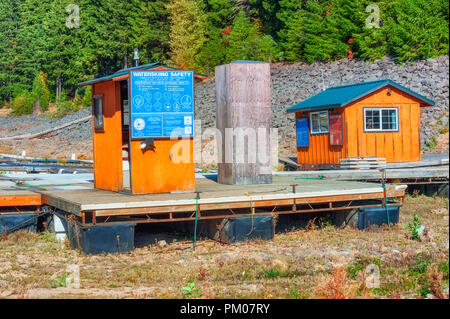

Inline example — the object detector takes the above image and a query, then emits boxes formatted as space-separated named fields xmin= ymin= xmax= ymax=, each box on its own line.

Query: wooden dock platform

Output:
xmin=30 ymin=176 xmax=406 ymax=226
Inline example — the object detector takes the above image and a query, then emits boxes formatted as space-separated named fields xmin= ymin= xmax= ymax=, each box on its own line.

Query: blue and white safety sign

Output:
xmin=129 ymin=70 xmax=194 ymax=138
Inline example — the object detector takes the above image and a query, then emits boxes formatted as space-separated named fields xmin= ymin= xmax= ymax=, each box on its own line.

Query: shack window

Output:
xmin=93 ymin=95 xmax=104 ymax=132
xmin=364 ymin=107 xmax=398 ymax=132
xmin=310 ymin=111 xmax=329 ymax=134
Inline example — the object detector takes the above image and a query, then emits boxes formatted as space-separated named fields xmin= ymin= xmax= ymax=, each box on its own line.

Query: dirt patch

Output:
xmin=0 ymin=195 xmax=448 ymax=299
xmin=0 ymin=108 xmax=12 ymax=117
xmin=0 ymin=137 xmax=93 ymax=160
xmin=435 ymin=132 xmax=449 ymax=153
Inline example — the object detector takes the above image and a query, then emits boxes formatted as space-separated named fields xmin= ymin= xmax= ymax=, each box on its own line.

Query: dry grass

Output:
xmin=314 ymin=267 xmax=360 ymax=299
xmin=0 ymin=195 xmax=448 ymax=299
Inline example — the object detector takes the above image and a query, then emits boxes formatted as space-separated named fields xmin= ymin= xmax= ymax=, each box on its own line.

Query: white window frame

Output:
xmin=309 ymin=110 xmax=329 ymax=134
xmin=363 ymin=107 xmax=399 ymax=132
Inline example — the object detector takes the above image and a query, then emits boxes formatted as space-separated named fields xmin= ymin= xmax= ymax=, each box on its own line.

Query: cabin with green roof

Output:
xmin=286 ymin=79 xmax=435 ymax=168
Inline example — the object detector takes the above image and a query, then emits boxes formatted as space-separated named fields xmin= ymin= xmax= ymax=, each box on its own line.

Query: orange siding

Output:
xmin=91 ymin=65 xmax=199 ymax=194
xmin=296 ymin=110 xmax=346 ymax=165
xmin=130 ymin=139 xmax=195 ymax=194
xmin=128 ymin=66 xmax=196 ymax=193
xmin=344 ymin=86 xmax=421 ymax=162
xmin=0 ymin=194 xmax=42 ymax=207
xmin=296 ymin=85 xmax=423 ymax=166
xmin=92 ymin=81 xmax=123 ymax=191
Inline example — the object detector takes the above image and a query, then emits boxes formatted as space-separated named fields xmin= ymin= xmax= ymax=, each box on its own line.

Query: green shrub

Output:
xmin=82 ymin=86 xmax=92 ymax=108
xmin=32 ymin=72 xmax=50 ymax=112
xmin=53 ymin=90 xmax=74 ymax=117
xmin=426 ymin=137 xmax=437 ymax=150
xmin=406 ymin=214 xmax=421 ymax=239
xmin=12 ymin=91 xmax=36 ymax=115
xmin=73 ymin=90 xmax=83 ymax=112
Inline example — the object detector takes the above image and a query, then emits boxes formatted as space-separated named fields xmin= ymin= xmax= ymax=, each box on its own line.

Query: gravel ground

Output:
xmin=0 ymin=107 xmax=92 ymax=140
xmin=0 ymin=108 xmax=93 ymax=160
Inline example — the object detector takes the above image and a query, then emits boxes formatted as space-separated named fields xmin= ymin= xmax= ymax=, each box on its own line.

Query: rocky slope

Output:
xmin=195 ymin=55 xmax=449 ymax=155
xmin=1 ymin=56 xmax=448 ymax=159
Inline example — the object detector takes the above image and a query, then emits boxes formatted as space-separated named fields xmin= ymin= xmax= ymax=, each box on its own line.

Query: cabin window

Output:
xmin=310 ymin=111 xmax=329 ymax=134
xmin=93 ymin=95 xmax=104 ymax=132
xmin=364 ymin=107 xmax=398 ymax=132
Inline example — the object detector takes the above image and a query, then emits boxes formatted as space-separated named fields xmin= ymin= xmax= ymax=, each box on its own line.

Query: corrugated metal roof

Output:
xmin=78 ymin=63 xmax=207 ymax=86
xmin=286 ymin=79 xmax=435 ymax=113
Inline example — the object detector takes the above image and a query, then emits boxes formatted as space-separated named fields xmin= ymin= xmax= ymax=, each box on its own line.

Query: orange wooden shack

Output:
xmin=79 ymin=63 xmax=207 ymax=194
xmin=286 ymin=79 xmax=435 ymax=168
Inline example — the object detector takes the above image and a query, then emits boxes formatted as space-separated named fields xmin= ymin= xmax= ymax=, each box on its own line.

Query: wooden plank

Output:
xmin=275 ymin=167 xmax=449 ymax=180
xmin=93 ymin=191 xmax=402 ymax=217
xmin=41 ymin=194 xmax=81 ymax=215
xmin=0 ymin=194 xmax=42 ymax=207
xmin=216 ymin=62 xmax=272 ymax=184
xmin=340 ymin=163 xmax=386 ymax=166
xmin=36 ymin=176 xmax=409 ymax=218
xmin=77 ymin=186 xmax=385 ymax=211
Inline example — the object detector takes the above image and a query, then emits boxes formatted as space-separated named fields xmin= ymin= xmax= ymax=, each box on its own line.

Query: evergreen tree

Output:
xmin=354 ymin=0 xmax=398 ymax=61
xmin=388 ymin=0 xmax=449 ymax=61
xmin=197 ymin=29 xmax=228 ymax=74
xmin=203 ymin=0 xmax=237 ymax=29
xmin=134 ymin=0 xmax=171 ymax=64
xmin=77 ymin=0 xmax=143 ymax=77
xmin=0 ymin=0 xmax=449 ymax=105
xmin=302 ymin=0 xmax=352 ymax=62
xmin=225 ymin=10 xmax=277 ymax=62
xmin=247 ymin=0 xmax=281 ymax=38
xmin=166 ymin=0 xmax=208 ymax=70
xmin=41 ymin=0 xmax=80 ymax=99
xmin=276 ymin=0 xmax=305 ymax=62
xmin=0 ymin=0 xmax=22 ymax=103
xmin=197 ymin=0 xmax=238 ymax=74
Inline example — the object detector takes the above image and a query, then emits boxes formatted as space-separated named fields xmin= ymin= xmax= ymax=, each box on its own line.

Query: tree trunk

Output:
xmin=33 ymin=96 xmax=41 ymax=114
xmin=56 ymin=74 xmax=62 ymax=100
xmin=124 ymin=56 xmax=128 ymax=69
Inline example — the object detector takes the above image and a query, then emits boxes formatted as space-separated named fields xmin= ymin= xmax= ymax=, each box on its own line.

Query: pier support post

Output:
xmin=215 ymin=61 xmax=272 ymax=185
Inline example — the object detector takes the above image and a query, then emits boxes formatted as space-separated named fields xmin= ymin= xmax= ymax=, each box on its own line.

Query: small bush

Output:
xmin=426 ymin=137 xmax=437 ymax=150
xmin=72 ymin=90 xmax=83 ymax=112
xmin=406 ymin=214 xmax=421 ymax=239
xmin=12 ymin=91 xmax=36 ymax=115
xmin=32 ymin=72 xmax=50 ymax=112
xmin=82 ymin=86 xmax=92 ymax=108
xmin=263 ymin=268 xmax=282 ymax=279
xmin=51 ymin=90 xmax=77 ymax=118
xmin=181 ymin=282 xmax=202 ymax=298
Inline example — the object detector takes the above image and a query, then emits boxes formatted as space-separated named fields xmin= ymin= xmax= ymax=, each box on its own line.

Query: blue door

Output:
xmin=296 ymin=118 xmax=309 ymax=147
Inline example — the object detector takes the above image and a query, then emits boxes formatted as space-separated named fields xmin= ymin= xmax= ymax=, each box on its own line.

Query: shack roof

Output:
xmin=78 ymin=63 xmax=207 ymax=86
xmin=286 ymin=79 xmax=435 ymax=113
